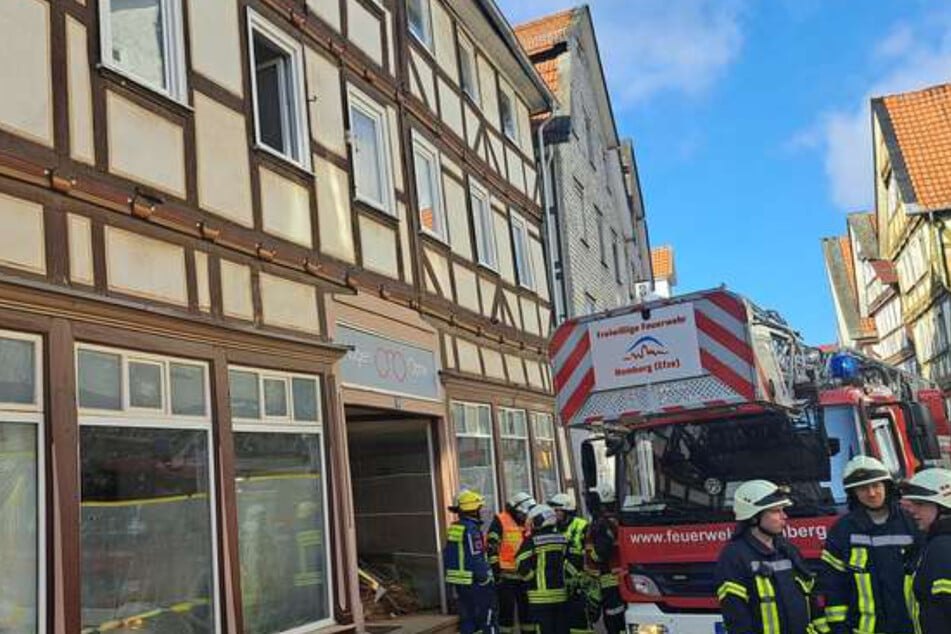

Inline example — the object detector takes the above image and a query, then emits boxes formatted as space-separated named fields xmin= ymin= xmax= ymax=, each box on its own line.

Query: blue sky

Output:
xmin=497 ymin=0 xmax=951 ymax=345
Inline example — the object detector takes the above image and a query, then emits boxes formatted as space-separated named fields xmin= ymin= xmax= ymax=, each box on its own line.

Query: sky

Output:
xmin=495 ymin=0 xmax=951 ymax=345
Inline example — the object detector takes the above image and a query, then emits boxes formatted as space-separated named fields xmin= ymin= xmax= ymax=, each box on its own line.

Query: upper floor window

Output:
xmin=407 ymin=0 xmax=433 ymax=49
xmin=458 ymin=37 xmax=480 ymax=105
xmin=499 ymin=91 xmax=517 ymax=141
xmin=413 ymin=133 xmax=447 ymax=241
xmin=584 ymin=109 xmax=596 ymax=166
xmin=248 ymin=11 xmax=310 ymax=169
xmin=349 ymin=87 xmax=395 ymax=215
xmin=887 ymin=171 xmax=900 ymax=218
xmin=99 ymin=0 xmax=187 ymax=101
xmin=612 ymin=230 xmax=623 ymax=284
xmin=596 ymin=207 xmax=607 ymax=265
xmin=470 ymin=180 xmax=497 ymax=269
xmin=511 ymin=211 xmax=534 ymax=290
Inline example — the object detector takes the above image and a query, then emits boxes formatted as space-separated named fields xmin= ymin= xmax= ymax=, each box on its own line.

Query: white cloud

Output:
xmin=794 ymin=16 xmax=951 ymax=211
xmin=497 ymin=0 xmax=747 ymax=107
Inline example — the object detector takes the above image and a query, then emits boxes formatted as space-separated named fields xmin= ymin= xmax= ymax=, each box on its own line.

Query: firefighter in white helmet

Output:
xmin=715 ymin=480 xmax=822 ymax=634
xmin=515 ymin=504 xmax=573 ymax=634
xmin=820 ymin=455 xmax=918 ymax=634
xmin=586 ymin=483 xmax=624 ymax=634
xmin=901 ymin=468 xmax=951 ymax=633
xmin=486 ymin=492 xmax=535 ymax=633
xmin=548 ymin=492 xmax=592 ymax=633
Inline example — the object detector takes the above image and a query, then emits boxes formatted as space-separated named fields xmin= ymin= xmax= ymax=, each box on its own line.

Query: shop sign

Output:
xmin=336 ymin=324 xmax=440 ymax=400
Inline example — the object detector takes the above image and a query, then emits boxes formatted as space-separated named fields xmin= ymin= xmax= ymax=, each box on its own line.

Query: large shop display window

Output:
xmin=499 ymin=408 xmax=533 ymax=499
xmin=77 ymin=345 xmax=217 ymax=633
xmin=0 ymin=331 xmax=44 ymax=634
xmin=531 ymin=412 xmax=560 ymax=502
xmin=451 ymin=402 xmax=498 ymax=521
xmin=229 ymin=367 xmax=333 ymax=633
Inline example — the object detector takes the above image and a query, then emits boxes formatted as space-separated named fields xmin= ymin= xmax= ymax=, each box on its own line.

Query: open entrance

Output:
xmin=346 ymin=406 xmax=445 ymax=623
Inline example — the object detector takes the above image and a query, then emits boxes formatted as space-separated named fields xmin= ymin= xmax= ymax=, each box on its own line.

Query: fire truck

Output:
xmin=549 ymin=288 xmax=950 ymax=634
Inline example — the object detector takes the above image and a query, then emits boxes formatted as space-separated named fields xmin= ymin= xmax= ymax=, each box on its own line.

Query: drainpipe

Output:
xmin=539 ymin=111 xmax=565 ymax=323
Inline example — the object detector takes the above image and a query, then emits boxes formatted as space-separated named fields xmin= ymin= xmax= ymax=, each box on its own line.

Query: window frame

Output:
xmin=458 ymin=36 xmax=481 ymax=106
xmin=510 ymin=211 xmax=535 ymax=290
xmin=412 ymin=131 xmax=448 ymax=242
xmin=76 ymin=344 xmax=220 ymax=634
xmin=530 ymin=411 xmax=561 ymax=501
xmin=596 ymin=207 xmax=607 ymax=265
xmin=0 ymin=330 xmax=46 ymax=634
xmin=499 ymin=89 xmax=518 ymax=141
xmin=247 ymin=9 xmax=311 ymax=171
xmin=98 ymin=0 xmax=188 ymax=103
xmin=498 ymin=407 xmax=534 ymax=499
xmin=229 ymin=365 xmax=334 ymax=631
xmin=406 ymin=0 xmax=433 ymax=50
xmin=469 ymin=179 xmax=497 ymax=270
xmin=348 ymin=85 xmax=396 ymax=216
xmin=612 ymin=229 xmax=623 ymax=284
xmin=452 ymin=401 xmax=499 ymax=519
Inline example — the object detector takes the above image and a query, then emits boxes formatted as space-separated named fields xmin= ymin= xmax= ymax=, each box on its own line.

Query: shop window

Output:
xmin=511 ymin=211 xmax=534 ymax=290
xmin=248 ymin=10 xmax=310 ymax=169
xmin=407 ymin=0 xmax=433 ymax=50
xmin=451 ymin=401 xmax=498 ymax=521
xmin=98 ymin=0 xmax=187 ymax=101
xmin=458 ymin=37 xmax=480 ymax=105
xmin=77 ymin=345 xmax=216 ymax=634
xmin=349 ymin=87 xmax=395 ymax=215
xmin=470 ymin=180 xmax=496 ymax=269
xmin=229 ymin=367 xmax=333 ymax=632
xmin=0 ymin=332 xmax=44 ymax=634
xmin=531 ymin=412 xmax=560 ymax=502
xmin=413 ymin=133 xmax=447 ymax=241
xmin=499 ymin=408 xmax=533 ymax=499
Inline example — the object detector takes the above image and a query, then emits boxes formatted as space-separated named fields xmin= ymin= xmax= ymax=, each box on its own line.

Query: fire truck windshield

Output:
xmin=619 ymin=410 xmax=841 ymax=526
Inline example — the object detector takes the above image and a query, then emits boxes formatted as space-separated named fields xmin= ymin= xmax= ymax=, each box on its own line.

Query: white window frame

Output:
xmin=98 ymin=0 xmax=188 ymax=102
xmin=229 ymin=365 xmax=334 ymax=631
xmin=498 ymin=407 xmax=533 ymax=498
xmin=458 ymin=36 xmax=480 ymax=106
xmin=348 ymin=85 xmax=396 ymax=215
xmin=499 ymin=89 xmax=517 ymax=141
xmin=470 ymin=179 xmax=497 ymax=270
xmin=0 ymin=330 xmax=45 ymax=634
xmin=248 ymin=9 xmax=311 ymax=171
xmin=530 ymin=411 xmax=561 ymax=497
xmin=76 ymin=343 xmax=220 ymax=634
xmin=412 ymin=132 xmax=448 ymax=242
xmin=406 ymin=0 xmax=433 ymax=50
xmin=510 ymin=211 xmax=534 ymax=290
xmin=451 ymin=401 xmax=499 ymax=516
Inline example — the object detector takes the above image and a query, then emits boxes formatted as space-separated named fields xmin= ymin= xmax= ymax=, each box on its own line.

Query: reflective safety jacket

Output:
xmin=516 ymin=528 xmax=573 ymax=604
xmin=587 ymin=516 xmax=620 ymax=590
xmin=487 ymin=511 xmax=525 ymax=577
xmin=819 ymin=503 xmax=918 ymax=634
xmin=907 ymin=516 xmax=951 ymax=634
xmin=715 ymin=530 xmax=822 ymax=634
xmin=560 ymin=515 xmax=589 ymax=571
xmin=444 ymin=516 xmax=492 ymax=587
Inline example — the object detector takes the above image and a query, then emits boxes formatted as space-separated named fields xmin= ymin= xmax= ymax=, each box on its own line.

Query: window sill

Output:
xmin=353 ymin=197 xmax=399 ymax=228
xmin=420 ymin=228 xmax=450 ymax=248
xmin=252 ymin=144 xmax=314 ymax=179
xmin=97 ymin=63 xmax=192 ymax=116
xmin=476 ymin=260 xmax=500 ymax=277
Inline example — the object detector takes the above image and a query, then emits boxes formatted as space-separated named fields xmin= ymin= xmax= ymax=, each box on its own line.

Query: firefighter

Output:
xmin=820 ymin=455 xmax=918 ymax=634
xmin=586 ymin=483 xmax=625 ymax=634
xmin=900 ymin=468 xmax=951 ymax=634
xmin=715 ymin=480 xmax=822 ymax=634
xmin=443 ymin=489 xmax=497 ymax=634
xmin=549 ymin=492 xmax=593 ymax=634
xmin=516 ymin=503 xmax=571 ymax=634
xmin=487 ymin=491 xmax=536 ymax=633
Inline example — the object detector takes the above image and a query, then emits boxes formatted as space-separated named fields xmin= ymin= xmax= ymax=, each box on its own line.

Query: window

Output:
xmin=0 ymin=332 xmax=44 ymax=634
xmin=452 ymin=402 xmax=497 ymax=523
xmin=470 ymin=180 xmax=497 ymax=269
xmin=897 ymin=228 xmax=928 ymax=290
xmin=573 ymin=179 xmax=589 ymax=245
xmin=407 ymin=0 xmax=432 ymax=49
xmin=349 ymin=87 xmax=394 ymax=214
xmin=531 ymin=412 xmax=560 ymax=502
xmin=499 ymin=408 xmax=532 ymax=499
xmin=230 ymin=367 xmax=333 ymax=632
xmin=413 ymin=133 xmax=447 ymax=240
xmin=77 ymin=345 xmax=218 ymax=634
xmin=99 ymin=0 xmax=187 ymax=101
xmin=887 ymin=172 xmax=900 ymax=218
xmin=499 ymin=90 xmax=517 ymax=141
xmin=248 ymin=11 xmax=309 ymax=168
xmin=596 ymin=207 xmax=607 ymax=265
xmin=510 ymin=211 xmax=534 ymax=290
xmin=612 ymin=230 xmax=623 ymax=284
xmin=584 ymin=293 xmax=597 ymax=315
xmin=584 ymin=109 xmax=596 ymax=166
xmin=458 ymin=38 xmax=480 ymax=105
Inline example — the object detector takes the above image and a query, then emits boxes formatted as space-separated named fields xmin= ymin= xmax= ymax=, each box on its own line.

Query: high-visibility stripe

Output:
xmin=599 ymin=572 xmax=619 ymax=589
xmin=849 ymin=533 xmax=915 ymax=547
xmin=755 ymin=576 xmax=780 ymax=634
xmin=905 ymin=573 xmax=921 ymax=634
xmin=821 ymin=549 xmax=847 ymax=572
xmin=717 ymin=581 xmax=749 ymax=602
xmin=933 ymin=578 xmax=951 ymax=595
xmin=824 ymin=604 xmax=848 ymax=623
xmin=849 ymin=547 xmax=876 ymax=634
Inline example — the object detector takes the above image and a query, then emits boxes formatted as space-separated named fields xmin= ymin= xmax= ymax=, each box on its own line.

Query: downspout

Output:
xmin=539 ymin=111 xmax=566 ymax=323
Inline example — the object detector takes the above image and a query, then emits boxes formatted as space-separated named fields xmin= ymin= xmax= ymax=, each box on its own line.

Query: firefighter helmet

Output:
xmin=901 ymin=468 xmax=951 ymax=510
xmin=507 ymin=491 xmax=536 ymax=515
xmin=527 ymin=503 xmax=557 ymax=531
xmin=843 ymin=455 xmax=892 ymax=490
xmin=451 ymin=489 xmax=485 ymax=513
xmin=733 ymin=480 xmax=793 ymax=521
xmin=548 ymin=492 xmax=576 ymax=512
xmin=590 ymin=482 xmax=616 ymax=504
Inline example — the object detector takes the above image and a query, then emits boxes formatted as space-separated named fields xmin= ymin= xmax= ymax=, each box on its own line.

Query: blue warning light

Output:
xmin=829 ymin=353 xmax=860 ymax=380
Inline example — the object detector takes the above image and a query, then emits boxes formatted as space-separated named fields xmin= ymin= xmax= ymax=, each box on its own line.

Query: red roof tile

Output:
xmin=514 ymin=9 xmax=574 ymax=56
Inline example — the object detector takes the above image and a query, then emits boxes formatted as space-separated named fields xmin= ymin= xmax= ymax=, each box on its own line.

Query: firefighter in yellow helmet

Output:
xmin=486 ymin=491 xmax=535 ymax=633
xmin=901 ymin=468 xmax=951 ymax=633
xmin=443 ymin=489 xmax=497 ymax=634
